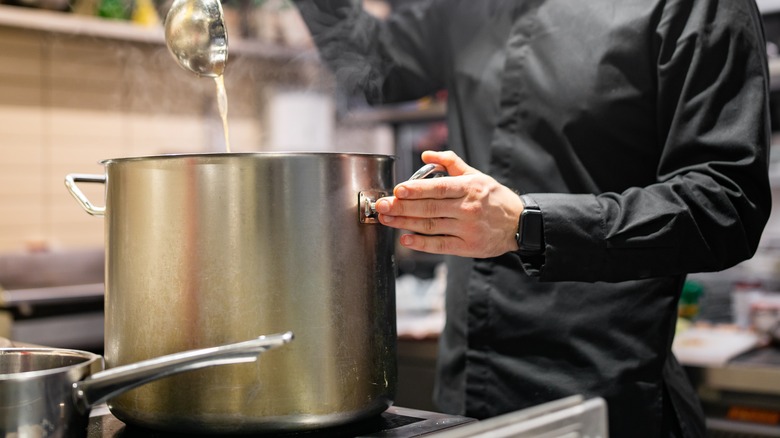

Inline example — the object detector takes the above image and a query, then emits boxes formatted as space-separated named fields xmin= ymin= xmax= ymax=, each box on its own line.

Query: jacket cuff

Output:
xmin=527 ymin=193 xmax=606 ymax=281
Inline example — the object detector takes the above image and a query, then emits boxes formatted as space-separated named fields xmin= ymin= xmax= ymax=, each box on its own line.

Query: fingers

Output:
xmin=393 ymin=171 xmax=470 ymax=200
xmin=421 ymin=150 xmax=477 ymax=177
xmin=379 ymin=213 xmax=460 ymax=236
xmin=392 ymin=150 xmax=477 ymax=200
xmin=376 ymin=172 xmax=495 ymax=231
xmin=376 ymin=150 xmax=523 ymax=258
xmin=375 ymin=195 xmax=461 ymax=235
xmin=398 ymin=233 xmax=465 ymax=256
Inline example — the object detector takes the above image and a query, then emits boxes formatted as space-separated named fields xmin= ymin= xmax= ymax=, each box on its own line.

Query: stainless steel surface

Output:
xmin=431 ymin=396 xmax=608 ymax=438
xmin=0 ymin=334 xmax=290 ymax=437
xmin=164 ymin=0 xmax=227 ymax=77
xmin=360 ymin=190 xmax=389 ymax=223
xmin=65 ymin=174 xmax=106 ymax=216
xmin=0 ymin=348 xmax=102 ymax=437
xmin=408 ymin=163 xmax=446 ymax=181
xmin=66 ymin=152 xmax=397 ymax=433
xmin=75 ymin=332 xmax=292 ymax=410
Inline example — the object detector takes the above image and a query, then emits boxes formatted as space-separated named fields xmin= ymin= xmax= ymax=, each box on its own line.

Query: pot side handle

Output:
xmin=65 ymin=173 xmax=106 ymax=216
xmin=72 ymin=331 xmax=294 ymax=413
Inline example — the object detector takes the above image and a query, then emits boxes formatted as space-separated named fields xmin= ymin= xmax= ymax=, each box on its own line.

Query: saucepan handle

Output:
xmin=72 ymin=331 xmax=294 ymax=413
xmin=65 ymin=173 xmax=106 ymax=216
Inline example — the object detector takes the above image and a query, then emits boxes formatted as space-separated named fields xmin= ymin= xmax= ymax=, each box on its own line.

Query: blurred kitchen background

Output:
xmin=2 ymin=0 xmax=780 ymax=435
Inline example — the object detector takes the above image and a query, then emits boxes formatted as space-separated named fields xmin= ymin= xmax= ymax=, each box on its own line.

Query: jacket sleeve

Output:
xmin=293 ymin=0 xmax=446 ymax=104
xmin=534 ymin=0 xmax=772 ymax=282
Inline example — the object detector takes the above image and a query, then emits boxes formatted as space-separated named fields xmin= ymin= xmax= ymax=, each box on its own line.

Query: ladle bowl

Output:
xmin=164 ymin=0 xmax=228 ymax=77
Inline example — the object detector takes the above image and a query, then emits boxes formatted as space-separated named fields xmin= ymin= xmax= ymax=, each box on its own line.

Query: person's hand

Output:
xmin=375 ymin=150 xmax=524 ymax=258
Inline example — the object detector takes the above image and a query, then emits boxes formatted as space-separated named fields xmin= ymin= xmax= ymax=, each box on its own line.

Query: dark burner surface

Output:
xmin=87 ymin=406 xmax=474 ymax=437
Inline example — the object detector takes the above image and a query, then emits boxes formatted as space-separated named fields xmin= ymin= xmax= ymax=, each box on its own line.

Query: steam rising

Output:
xmin=295 ymin=0 xmax=389 ymax=105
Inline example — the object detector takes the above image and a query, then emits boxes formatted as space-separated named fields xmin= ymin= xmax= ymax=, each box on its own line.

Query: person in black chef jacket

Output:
xmin=293 ymin=0 xmax=772 ymax=436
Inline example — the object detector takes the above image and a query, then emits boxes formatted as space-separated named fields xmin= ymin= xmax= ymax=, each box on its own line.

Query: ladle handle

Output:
xmin=363 ymin=163 xmax=448 ymax=219
xmin=72 ymin=331 xmax=294 ymax=412
xmin=408 ymin=163 xmax=446 ymax=181
xmin=65 ymin=173 xmax=106 ymax=216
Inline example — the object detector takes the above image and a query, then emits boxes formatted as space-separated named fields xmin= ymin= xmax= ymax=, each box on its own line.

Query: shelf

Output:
xmin=0 ymin=4 xmax=163 ymax=43
xmin=344 ymin=100 xmax=446 ymax=124
xmin=0 ymin=4 xmax=318 ymax=61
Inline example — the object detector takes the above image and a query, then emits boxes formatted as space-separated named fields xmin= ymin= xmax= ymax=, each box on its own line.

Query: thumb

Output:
xmin=421 ymin=150 xmax=478 ymax=177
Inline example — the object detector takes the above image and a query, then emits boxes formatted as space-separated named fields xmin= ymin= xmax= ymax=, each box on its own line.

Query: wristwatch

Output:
xmin=515 ymin=195 xmax=545 ymax=275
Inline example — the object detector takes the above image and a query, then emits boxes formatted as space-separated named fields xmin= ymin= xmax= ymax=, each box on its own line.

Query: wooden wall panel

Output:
xmin=0 ymin=18 xmax=335 ymax=253
xmin=0 ymin=27 xmax=269 ymax=252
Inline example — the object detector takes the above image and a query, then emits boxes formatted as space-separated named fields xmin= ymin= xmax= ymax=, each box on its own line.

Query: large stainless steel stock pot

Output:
xmin=65 ymin=153 xmax=397 ymax=434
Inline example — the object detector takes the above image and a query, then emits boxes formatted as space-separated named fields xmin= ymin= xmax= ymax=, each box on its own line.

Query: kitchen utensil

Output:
xmin=164 ymin=0 xmax=227 ymax=77
xmin=409 ymin=162 xmax=446 ymax=180
xmin=0 ymin=332 xmax=292 ymax=437
xmin=363 ymin=162 xmax=446 ymax=217
xmin=65 ymin=153 xmax=396 ymax=434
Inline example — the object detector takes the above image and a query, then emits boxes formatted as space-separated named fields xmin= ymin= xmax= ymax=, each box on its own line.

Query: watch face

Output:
xmin=519 ymin=209 xmax=544 ymax=254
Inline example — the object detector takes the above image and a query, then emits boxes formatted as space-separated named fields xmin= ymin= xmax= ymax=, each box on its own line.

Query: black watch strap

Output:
xmin=515 ymin=195 xmax=545 ymax=276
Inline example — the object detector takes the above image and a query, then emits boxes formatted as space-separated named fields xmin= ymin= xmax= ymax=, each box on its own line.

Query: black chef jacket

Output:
xmin=295 ymin=0 xmax=772 ymax=436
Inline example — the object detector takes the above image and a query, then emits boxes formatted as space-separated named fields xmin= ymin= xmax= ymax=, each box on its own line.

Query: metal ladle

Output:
xmin=164 ymin=0 xmax=228 ymax=77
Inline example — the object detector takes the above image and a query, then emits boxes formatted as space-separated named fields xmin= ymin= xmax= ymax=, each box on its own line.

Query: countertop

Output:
xmin=692 ymin=345 xmax=780 ymax=395
xmin=0 ymin=4 xmax=316 ymax=61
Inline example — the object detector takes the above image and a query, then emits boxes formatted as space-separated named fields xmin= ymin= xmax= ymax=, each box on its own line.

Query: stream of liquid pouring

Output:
xmin=215 ymin=75 xmax=231 ymax=153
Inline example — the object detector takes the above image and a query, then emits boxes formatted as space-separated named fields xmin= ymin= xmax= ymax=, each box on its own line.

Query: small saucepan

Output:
xmin=0 ymin=331 xmax=293 ymax=437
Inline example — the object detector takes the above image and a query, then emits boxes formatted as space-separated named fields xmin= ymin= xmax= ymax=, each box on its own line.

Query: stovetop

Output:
xmin=87 ymin=405 xmax=475 ymax=437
